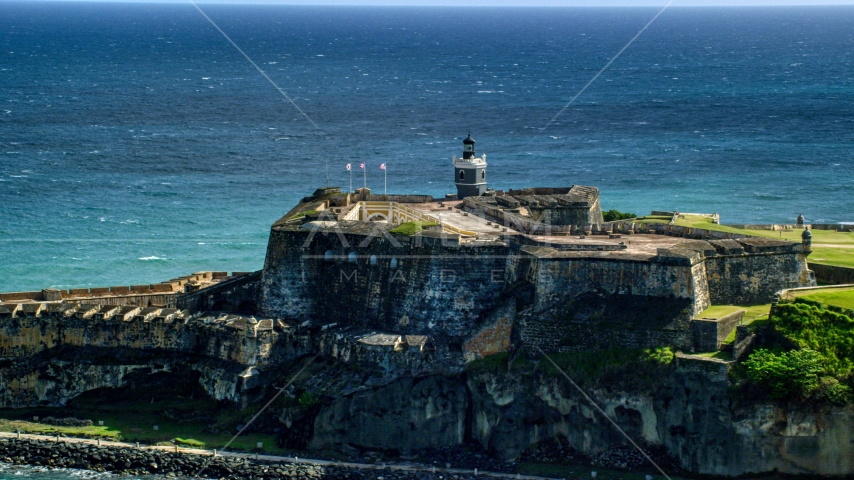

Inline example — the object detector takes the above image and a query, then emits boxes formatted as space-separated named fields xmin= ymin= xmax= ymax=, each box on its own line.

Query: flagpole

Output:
xmin=384 ymin=165 xmax=387 ymax=195
xmin=363 ymin=164 xmax=367 ymax=191
xmin=349 ymin=169 xmax=352 ymax=194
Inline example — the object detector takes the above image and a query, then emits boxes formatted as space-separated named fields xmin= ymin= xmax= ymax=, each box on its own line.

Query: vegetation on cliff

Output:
xmin=291 ymin=209 xmax=319 ymax=219
xmin=734 ymin=300 xmax=854 ymax=404
xmin=467 ymin=347 xmax=675 ymax=394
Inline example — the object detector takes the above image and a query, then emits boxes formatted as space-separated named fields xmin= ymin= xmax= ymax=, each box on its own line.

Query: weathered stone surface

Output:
xmin=463 ymin=297 xmax=515 ymax=361
xmin=310 ymin=375 xmax=468 ymax=452
xmin=464 ymin=362 xmax=854 ymax=476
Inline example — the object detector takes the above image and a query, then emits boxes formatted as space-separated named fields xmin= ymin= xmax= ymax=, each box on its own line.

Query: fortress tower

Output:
xmin=454 ymin=134 xmax=487 ymax=199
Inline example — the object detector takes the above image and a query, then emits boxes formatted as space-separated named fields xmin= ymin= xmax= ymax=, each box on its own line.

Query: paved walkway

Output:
xmin=0 ymin=432 xmax=555 ymax=480
xmin=813 ymin=243 xmax=854 ymax=248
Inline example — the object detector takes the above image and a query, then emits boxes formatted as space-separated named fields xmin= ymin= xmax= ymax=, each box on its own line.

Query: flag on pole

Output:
xmin=380 ymin=163 xmax=386 ymax=170
xmin=359 ymin=162 xmax=365 ymax=170
xmin=346 ymin=163 xmax=351 ymax=171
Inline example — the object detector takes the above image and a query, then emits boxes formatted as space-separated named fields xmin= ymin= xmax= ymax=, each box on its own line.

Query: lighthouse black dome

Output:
xmin=463 ymin=135 xmax=475 ymax=145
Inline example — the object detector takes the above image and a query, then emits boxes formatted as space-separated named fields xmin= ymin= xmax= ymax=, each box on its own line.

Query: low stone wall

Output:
xmin=0 ymin=285 xmax=175 ymax=304
xmin=690 ymin=310 xmax=745 ymax=352
xmin=810 ymin=263 xmax=854 ymax=285
xmin=365 ymin=194 xmax=434 ymax=203
xmin=726 ymin=223 xmax=853 ymax=232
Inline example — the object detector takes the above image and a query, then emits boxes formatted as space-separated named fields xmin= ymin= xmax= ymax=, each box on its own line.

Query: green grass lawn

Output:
xmin=807 ymin=247 xmax=854 ymax=269
xmin=792 ymin=287 xmax=854 ymax=311
xmin=389 ymin=220 xmax=437 ymax=236
xmin=699 ymin=304 xmax=771 ymax=321
xmin=633 ymin=215 xmax=674 ymax=225
xmin=0 ymin=395 xmax=281 ymax=453
xmin=686 ymin=351 xmax=734 ymax=361
xmin=696 ymin=303 xmax=772 ymax=345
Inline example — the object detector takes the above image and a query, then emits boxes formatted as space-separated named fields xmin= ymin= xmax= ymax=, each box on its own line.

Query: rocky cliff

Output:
xmin=293 ymin=357 xmax=854 ymax=476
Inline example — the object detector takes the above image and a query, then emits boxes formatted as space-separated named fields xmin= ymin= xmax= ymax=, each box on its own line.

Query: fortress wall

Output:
xmin=810 ymin=263 xmax=854 ymax=285
xmin=534 ymin=206 xmax=599 ymax=227
xmin=0 ymin=292 xmax=44 ymax=302
xmin=365 ymin=194 xmax=434 ymax=203
xmin=0 ymin=315 xmax=275 ymax=366
xmin=516 ymin=293 xmax=695 ymax=352
xmin=691 ymin=260 xmax=712 ymax=317
xmin=0 ymin=316 xmax=189 ymax=358
xmin=705 ymin=252 xmax=815 ymax=305
xmin=177 ymin=271 xmax=261 ymax=313
xmin=531 ymin=256 xmax=701 ymax=312
xmin=260 ymin=228 xmax=511 ymax=341
xmin=67 ymin=293 xmax=176 ymax=308
xmin=260 ymin=229 xmax=316 ymax=321
xmin=512 ymin=255 xmax=703 ymax=351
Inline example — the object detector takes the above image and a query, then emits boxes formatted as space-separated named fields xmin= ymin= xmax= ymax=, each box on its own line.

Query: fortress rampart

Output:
xmin=0 ymin=300 xmax=316 ymax=407
xmin=0 ymin=305 xmax=277 ymax=365
xmin=0 ymin=271 xmax=255 ymax=306
xmin=259 ymin=208 xmax=814 ymax=354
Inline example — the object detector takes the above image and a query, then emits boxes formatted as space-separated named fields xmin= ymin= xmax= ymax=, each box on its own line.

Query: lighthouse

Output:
xmin=453 ymin=134 xmax=487 ymax=199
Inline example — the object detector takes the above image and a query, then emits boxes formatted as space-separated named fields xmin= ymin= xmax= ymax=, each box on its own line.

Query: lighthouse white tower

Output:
xmin=453 ymin=134 xmax=487 ymax=199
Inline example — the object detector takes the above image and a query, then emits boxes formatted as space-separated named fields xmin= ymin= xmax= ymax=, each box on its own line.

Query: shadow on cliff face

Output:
xmin=545 ymin=292 xmax=694 ymax=351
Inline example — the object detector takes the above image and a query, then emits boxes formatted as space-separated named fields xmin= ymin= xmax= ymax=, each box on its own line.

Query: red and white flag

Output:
xmin=345 ymin=163 xmax=351 ymax=171
xmin=380 ymin=163 xmax=386 ymax=170
xmin=359 ymin=162 xmax=365 ymax=170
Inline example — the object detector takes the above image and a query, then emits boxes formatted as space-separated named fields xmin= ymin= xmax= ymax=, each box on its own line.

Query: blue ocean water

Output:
xmin=0 ymin=463 xmax=150 ymax=480
xmin=1 ymin=3 xmax=853 ymax=292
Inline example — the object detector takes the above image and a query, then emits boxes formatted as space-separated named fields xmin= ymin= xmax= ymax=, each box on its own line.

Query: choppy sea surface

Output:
xmin=1 ymin=3 xmax=853 ymax=292
xmin=0 ymin=463 xmax=151 ymax=480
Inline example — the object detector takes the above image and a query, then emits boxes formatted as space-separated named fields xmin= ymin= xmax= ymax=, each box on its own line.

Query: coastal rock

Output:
xmin=310 ymin=375 xmax=468 ymax=452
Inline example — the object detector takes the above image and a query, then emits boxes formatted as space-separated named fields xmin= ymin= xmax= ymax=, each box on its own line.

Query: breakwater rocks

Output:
xmin=0 ymin=439 xmax=508 ymax=479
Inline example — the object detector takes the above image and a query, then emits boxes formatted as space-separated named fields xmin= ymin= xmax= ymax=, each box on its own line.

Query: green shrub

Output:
xmin=603 ymin=209 xmax=637 ymax=222
xmin=643 ymin=346 xmax=675 ymax=365
xmin=736 ymin=302 xmax=854 ymax=404
xmin=793 ymin=297 xmax=824 ymax=309
xmin=536 ymin=347 xmax=675 ymax=393
xmin=298 ymin=391 xmax=318 ymax=409
xmin=772 ymin=303 xmax=854 ymax=376
xmin=741 ymin=348 xmax=823 ymax=400
xmin=816 ymin=377 xmax=853 ymax=405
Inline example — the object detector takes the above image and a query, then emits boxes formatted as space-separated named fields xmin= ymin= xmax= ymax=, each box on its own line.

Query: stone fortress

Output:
xmin=1 ymin=135 xmax=816 ymax=392
xmin=0 ymin=136 xmax=830 ymax=476
xmin=260 ymin=134 xmax=815 ymax=359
